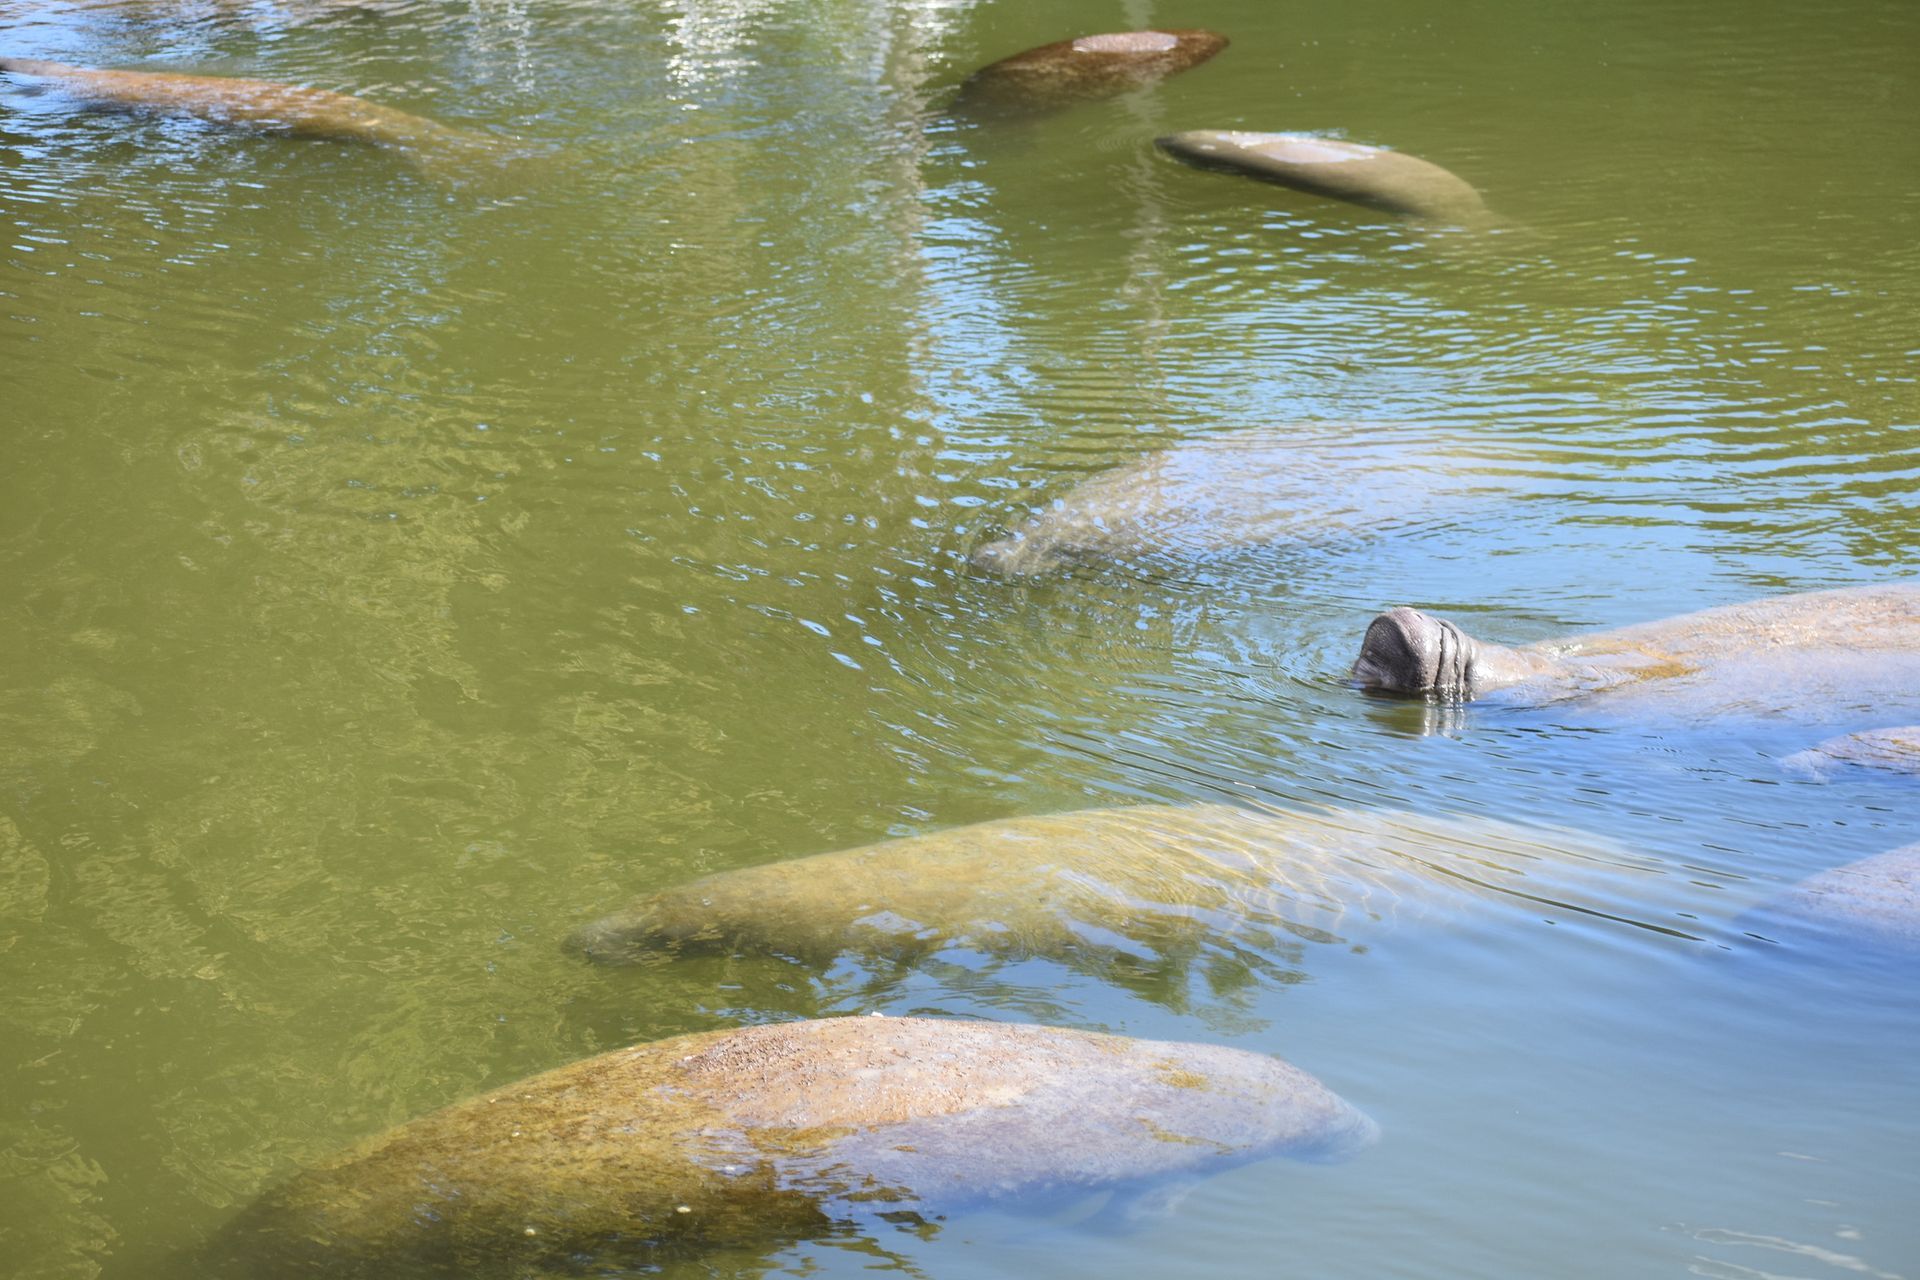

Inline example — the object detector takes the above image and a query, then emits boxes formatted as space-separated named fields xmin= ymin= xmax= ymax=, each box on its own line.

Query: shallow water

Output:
xmin=1 ymin=0 xmax=1916 ymax=1276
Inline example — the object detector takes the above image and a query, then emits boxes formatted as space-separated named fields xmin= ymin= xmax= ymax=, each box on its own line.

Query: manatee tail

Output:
xmin=398 ymin=130 xmax=543 ymax=192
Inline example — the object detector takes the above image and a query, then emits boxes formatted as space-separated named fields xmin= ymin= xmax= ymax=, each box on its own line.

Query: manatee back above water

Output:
xmin=969 ymin=428 xmax=1483 ymax=578
xmin=209 ymin=1016 xmax=1373 ymax=1277
xmin=569 ymin=803 xmax=1682 ymax=974
xmin=953 ymin=29 xmax=1228 ymax=115
xmin=1354 ymin=584 xmax=1920 ymax=722
xmin=1156 ymin=131 xmax=1494 ymax=228
xmin=1743 ymin=846 xmax=1920 ymax=961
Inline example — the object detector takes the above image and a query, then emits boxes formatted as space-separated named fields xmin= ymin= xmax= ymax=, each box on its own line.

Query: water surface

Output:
xmin=2 ymin=0 xmax=1917 ymax=1276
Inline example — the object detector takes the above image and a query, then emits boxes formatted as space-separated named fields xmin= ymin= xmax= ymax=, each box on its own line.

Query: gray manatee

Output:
xmin=953 ymin=29 xmax=1228 ymax=115
xmin=0 ymin=57 xmax=504 ymax=180
xmin=569 ymin=803 xmax=1677 ymax=972
xmin=1156 ymin=131 xmax=1494 ymax=228
xmin=969 ymin=428 xmax=1471 ymax=577
xmin=1745 ymin=846 xmax=1919 ymax=959
xmin=209 ymin=1016 xmax=1374 ymax=1277
xmin=1352 ymin=584 xmax=1920 ymax=719
xmin=1781 ymin=726 xmax=1920 ymax=780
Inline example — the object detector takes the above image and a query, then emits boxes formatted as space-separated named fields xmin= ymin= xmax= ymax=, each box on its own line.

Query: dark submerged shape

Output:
xmin=208 ymin=1017 xmax=1375 ymax=1277
xmin=0 ymin=56 xmax=502 ymax=180
xmin=1352 ymin=584 xmax=1920 ymax=717
xmin=1745 ymin=846 xmax=1920 ymax=959
xmin=968 ymin=428 xmax=1475 ymax=578
xmin=953 ymin=29 xmax=1228 ymax=115
xmin=1156 ymin=130 xmax=1493 ymax=227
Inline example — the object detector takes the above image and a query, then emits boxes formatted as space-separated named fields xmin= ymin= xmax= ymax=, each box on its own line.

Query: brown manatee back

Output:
xmin=211 ymin=1017 xmax=1374 ymax=1276
xmin=953 ymin=29 xmax=1227 ymax=115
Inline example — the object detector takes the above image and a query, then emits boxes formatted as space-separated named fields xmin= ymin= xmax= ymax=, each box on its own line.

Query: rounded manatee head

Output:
xmin=1352 ymin=607 xmax=1479 ymax=698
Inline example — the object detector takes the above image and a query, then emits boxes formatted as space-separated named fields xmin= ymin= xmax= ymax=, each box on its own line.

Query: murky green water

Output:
xmin=3 ymin=0 xmax=1917 ymax=1276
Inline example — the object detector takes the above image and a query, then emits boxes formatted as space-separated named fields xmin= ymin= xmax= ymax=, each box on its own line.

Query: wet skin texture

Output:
xmin=1352 ymin=584 xmax=1920 ymax=720
xmin=952 ymin=29 xmax=1228 ymax=115
xmin=1157 ymin=131 xmax=1493 ymax=227
xmin=206 ymin=1017 xmax=1374 ymax=1278
xmin=570 ymin=803 xmax=1671 ymax=975
xmin=0 ymin=57 xmax=499 ymax=176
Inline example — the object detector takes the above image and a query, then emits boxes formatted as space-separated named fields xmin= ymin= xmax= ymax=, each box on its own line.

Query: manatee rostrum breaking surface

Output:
xmin=952 ymin=29 xmax=1228 ymax=115
xmin=1352 ymin=584 xmax=1920 ymax=721
xmin=969 ymin=427 xmax=1484 ymax=578
xmin=570 ymin=803 xmax=1683 ymax=976
xmin=1156 ymin=131 xmax=1494 ymax=228
xmin=207 ymin=1016 xmax=1375 ymax=1277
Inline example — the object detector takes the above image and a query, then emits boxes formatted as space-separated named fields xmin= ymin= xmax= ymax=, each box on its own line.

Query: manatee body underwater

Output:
xmin=968 ymin=427 xmax=1484 ymax=578
xmin=1351 ymin=584 xmax=1920 ymax=720
xmin=203 ymin=1016 xmax=1376 ymax=1277
xmin=1156 ymin=130 xmax=1494 ymax=228
xmin=1781 ymin=725 xmax=1920 ymax=780
xmin=1742 ymin=845 xmax=1920 ymax=962
xmin=569 ymin=803 xmax=1682 ymax=974
xmin=952 ymin=29 xmax=1228 ymax=115
xmin=0 ymin=56 xmax=503 ymax=179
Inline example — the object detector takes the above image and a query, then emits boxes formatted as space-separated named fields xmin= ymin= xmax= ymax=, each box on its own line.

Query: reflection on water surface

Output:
xmin=1 ymin=0 xmax=1916 ymax=1276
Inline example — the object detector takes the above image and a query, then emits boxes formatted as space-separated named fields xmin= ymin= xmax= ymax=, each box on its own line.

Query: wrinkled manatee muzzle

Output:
xmin=565 ymin=899 xmax=726 ymax=964
xmin=1352 ymin=607 xmax=1478 ymax=698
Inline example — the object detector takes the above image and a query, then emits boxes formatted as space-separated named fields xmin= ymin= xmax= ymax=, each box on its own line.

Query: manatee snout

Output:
xmin=1353 ymin=607 xmax=1477 ymax=698
xmin=565 ymin=898 xmax=721 ymax=964
xmin=969 ymin=533 xmax=1064 ymax=578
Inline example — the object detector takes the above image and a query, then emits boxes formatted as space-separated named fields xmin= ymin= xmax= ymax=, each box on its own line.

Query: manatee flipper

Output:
xmin=1083 ymin=1177 xmax=1205 ymax=1234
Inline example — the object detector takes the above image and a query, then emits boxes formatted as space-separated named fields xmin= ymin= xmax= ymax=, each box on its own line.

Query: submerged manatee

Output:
xmin=210 ymin=1017 xmax=1374 ymax=1276
xmin=969 ymin=428 xmax=1476 ymax=577
xmin=0 ymin=57 xmax=502 ymax=180
xmin=1781 ymin=726 xmax=1920 ymax=780
xmin=1352 ymin=584 xmax=1920 ymax=719
xmin=1157 ymin=131 xmax=1494 ymax=228
xmin=953 ymin=29 xmax=1227 ymax=115
xmin=1745 ymin=846 xmax=1920 ymax=960
xmin=570 ymin=803 xmax=1677 ymax=973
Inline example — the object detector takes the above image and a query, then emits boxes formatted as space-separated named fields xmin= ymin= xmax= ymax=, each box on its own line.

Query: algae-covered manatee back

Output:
xmin=207 ymin=1016 xmax=1373 ymax=1276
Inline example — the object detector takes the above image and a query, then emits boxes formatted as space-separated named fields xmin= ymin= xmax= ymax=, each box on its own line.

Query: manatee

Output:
xmin=1781 ymin=726 xmax=1920 ymax=780
xmin=0 ymin=57 xmax=502 ymax=179
xmin=969 ymin=428 xmax=1472 ymax=577
xmin=207 ymin=1016 xmax=1374 ymax=1276
xmin=1156 ymin=130 xmax=1494 ymax=228
xmin=953 ymin=30 xmax=1227 ymax=115
xmin=569 ymin=803 xmax=1677 ymax=973
xmin=1744 ymin=846 xmax=1920 ymax=959
xmin=1352 ymin=584 xmax=1920 ymax=719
